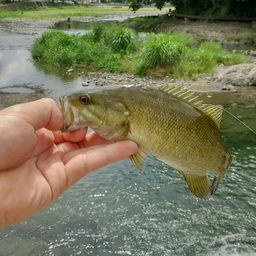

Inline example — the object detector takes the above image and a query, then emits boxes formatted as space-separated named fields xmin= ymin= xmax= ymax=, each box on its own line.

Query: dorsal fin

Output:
xmin=196 ymin=104 xmax=223 ymax=128
xmin=159 ymin=85 xmax=223 ymax=128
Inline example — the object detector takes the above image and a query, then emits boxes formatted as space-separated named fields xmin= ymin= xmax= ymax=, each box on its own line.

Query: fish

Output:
xmin=59 ymin=85 xmax=234 ymax=198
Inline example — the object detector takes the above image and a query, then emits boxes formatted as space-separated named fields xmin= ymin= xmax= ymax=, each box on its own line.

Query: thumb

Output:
xmin=8 ymin=98 xmax=63 ymax=131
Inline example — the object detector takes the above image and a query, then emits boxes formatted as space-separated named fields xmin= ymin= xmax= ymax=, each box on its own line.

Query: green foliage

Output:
xmin=127 ymin=0 xmax=144 ymax=12
xmin=136 ymin=34 xmax=183 ymax=72
xmin=176 ymin=42 xmax=246 ymax=78
xmin=31 ymin=31 xmax=78 ymax=67
xmin=135 ymin=32 xmax=195 ymax=76
xmin=127 ymin=0 xmax=256 ymax=17
xmin=105 ymin=25 xmax=135 ymax=52
xmin=31 ymin=26 xmax=137 ymax=72
xmin=91 ymin=23 xmax=106 ymax=43
xmin=0 ymin=5 xmax=134 ymax=20
xmin=90 ymin=24 xmax=137 ymax=52
xmin=31 ymin=25 xmax=246 ymax=77
xmin=26 ymin=7 xmax=35 ymax=11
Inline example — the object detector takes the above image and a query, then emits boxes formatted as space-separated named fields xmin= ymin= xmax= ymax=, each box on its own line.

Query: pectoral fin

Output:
xmin=179 ymin=171 xmax=211 ymax=199
xmin=130 ymin=149 xmax=147 ymax=171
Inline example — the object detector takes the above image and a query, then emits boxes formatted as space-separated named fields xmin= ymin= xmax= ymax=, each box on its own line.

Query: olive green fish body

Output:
xmin=60 ymin=85 xmax=234 ymax=198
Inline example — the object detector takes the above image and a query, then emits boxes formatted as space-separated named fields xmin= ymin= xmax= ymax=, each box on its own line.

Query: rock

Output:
xmin=214 ymin=63 xmax=256 ymax=86
xmin=227 ymin=84 xmax=235 ymax=91
xmin=249 ymin=51 xmax=256 ymax=57
xmin=67 ymin=69 xmax=74 ymax=73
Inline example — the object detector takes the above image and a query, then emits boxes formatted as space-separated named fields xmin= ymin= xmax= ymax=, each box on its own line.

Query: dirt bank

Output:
xmin=1 ymin=72 xmax=254 ymax=110
xmin=0 ymin=84 xmax=51 ymax=110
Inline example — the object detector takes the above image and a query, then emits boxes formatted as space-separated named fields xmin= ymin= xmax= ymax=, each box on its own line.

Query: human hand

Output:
xmin=0 ymin=98 xmax=138 ymax=227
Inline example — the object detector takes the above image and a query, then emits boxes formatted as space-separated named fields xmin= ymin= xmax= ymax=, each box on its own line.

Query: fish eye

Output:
xmin=80 ymin=94 xmax=91 ymax=105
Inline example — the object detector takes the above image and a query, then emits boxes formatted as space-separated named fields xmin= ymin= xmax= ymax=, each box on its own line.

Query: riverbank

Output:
xmin=0 ymin=15 xmax=256 ymax=109
xmin=123 ymin=15 xmax=255 ymax=45
xmin=1 ymin=67 xmax=256 ymax=110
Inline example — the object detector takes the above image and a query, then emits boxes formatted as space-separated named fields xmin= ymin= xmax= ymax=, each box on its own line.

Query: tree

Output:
xmin=127 ymin=0 xmax=256 ymax=17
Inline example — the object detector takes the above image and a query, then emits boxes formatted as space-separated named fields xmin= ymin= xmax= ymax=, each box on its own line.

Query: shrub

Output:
xmin=104 ymin=25 xmax=136 ymax=53
xmin=175 ymin=42 xmax=246 ymax=78
xmin=31 ymin=31 xmax=80 ymax=67
xmin=26 ymin=7 xmax=35 ymax=11
xmin=136 ymin=33 xmax=186 ymax=75
xmin=30 ymin=26 xmax=247 ymax=77
xmin=91 ymin=23 xmax=106 ymax=43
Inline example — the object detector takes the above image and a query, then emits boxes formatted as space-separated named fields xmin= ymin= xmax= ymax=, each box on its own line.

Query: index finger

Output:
xmin=64 ymin=140 xmax=138 ymax=187
xmin=53 ymin=128 xmax=88 ymax=144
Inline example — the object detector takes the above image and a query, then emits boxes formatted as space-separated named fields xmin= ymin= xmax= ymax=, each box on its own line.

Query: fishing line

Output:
xmin=203 ymin=104 xmax=256 ymax=135
xmin=164 ymin=85 xmax=255 ymax=135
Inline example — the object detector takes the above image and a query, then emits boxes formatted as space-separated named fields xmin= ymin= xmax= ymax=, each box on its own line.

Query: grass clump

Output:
xmin=31 ymin=31 xmax=79 ymax=67
xmin=90 ymin=24 xmax=137 ymax=52
xmin=31 ymin=24 xmax=246 ymax=78
xmin=176 ymin=42 xmax=246 ymax=78
xmin=105 ymin=25 xmax=135 ymax=52
xmin=31 ymin=25 xmax=137 ymax=72
xmin=135 ymin=32 xmax=195 ymax=76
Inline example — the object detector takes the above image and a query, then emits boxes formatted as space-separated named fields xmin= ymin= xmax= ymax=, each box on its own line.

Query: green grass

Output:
xmin=31 ymin=24 xmax=247 ymax=78
xmin=31 ymin=28 xmax=131 ymax=72
xmin=0 ymin=5 xmax=169 ymax=19
xmin=135 ymin=33 xmax=190 ymax=75
xmin=172 ymin=42 xmax=246 ymax=79
xmin=0 ymin=6 xmax=124 ymax=19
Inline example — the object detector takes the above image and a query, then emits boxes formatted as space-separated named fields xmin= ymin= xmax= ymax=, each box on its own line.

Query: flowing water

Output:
xmin=0 ymin=21 xmax=256 ymax=256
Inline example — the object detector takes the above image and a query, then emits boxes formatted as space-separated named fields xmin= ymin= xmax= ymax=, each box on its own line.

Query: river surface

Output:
xmin=0 ymin=20 xmax=256 ymax=256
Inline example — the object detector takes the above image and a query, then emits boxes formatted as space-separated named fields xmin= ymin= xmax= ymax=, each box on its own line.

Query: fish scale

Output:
xmin=60 ymin=85 xmax=234 ymax=198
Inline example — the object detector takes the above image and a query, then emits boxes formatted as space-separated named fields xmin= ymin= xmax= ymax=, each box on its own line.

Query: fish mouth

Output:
xmin=60 ymin=95 xmax=89 ymax=132
xmin=59 ymin=95 xmax=69 ymax=116
xmin=59 ymin=96 xmax=80 ymax=133
xmin=60 ymin=95 xmax=71 ymax=132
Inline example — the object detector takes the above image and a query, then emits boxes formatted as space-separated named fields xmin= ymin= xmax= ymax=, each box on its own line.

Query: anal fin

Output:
xmin=129 ymin=149 xmax=147 ymax=171
xmin=211 ymin=175 xmax=221 ymax=195
xmin=179 ymin=171 xmax=211 ymax=199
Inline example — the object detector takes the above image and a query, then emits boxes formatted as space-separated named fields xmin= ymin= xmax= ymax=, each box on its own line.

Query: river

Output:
xmin=0 ymin=19 xmax=256 ymax=256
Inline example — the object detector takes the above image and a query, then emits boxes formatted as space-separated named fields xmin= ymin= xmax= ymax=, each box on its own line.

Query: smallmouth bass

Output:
xmin=59 ymin=85 xmax=234 ymax=198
